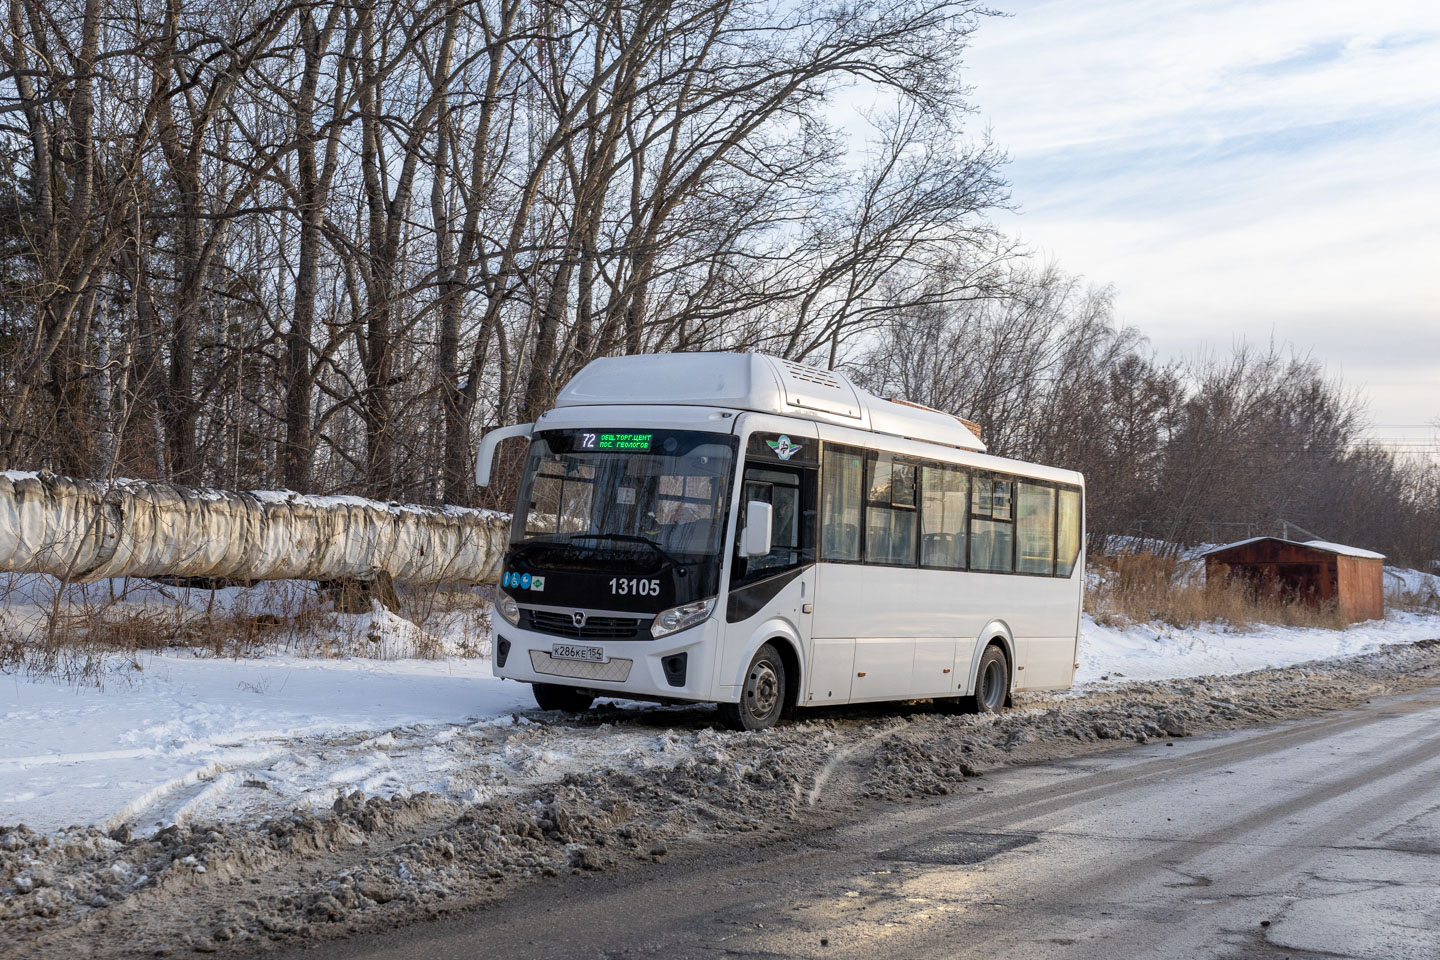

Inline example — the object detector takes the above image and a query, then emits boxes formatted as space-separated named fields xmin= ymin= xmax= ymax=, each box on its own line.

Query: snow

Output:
xmin=1198 ymin=536 xmax=1387 ymax=560
xmin=1 ymin=571 xmax=1437 ymax=837
xmin=1 ymin=571 xmax=320 ymax=612
xmin=244 ymin=487 xmax=508 ymax=520
xmin=1302 ymin=540 xmax=1386 ymax=560
xmin=1074 ymin=610 xmax=1440 ymax=684
xmin=1385 ymin=565 xmax=1440 ymax=594
xmin=0 ymin=653 xmax=535 ymax=834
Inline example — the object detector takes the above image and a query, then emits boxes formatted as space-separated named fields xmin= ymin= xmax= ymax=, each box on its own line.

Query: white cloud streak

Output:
xmin=965 ymin=0 xmax=1440 ymax=438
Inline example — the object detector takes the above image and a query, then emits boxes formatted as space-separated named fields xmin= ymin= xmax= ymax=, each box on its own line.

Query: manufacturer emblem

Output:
xmin=766 ymin=435 xmax=803 ymax=461
xmin=572 ymin=611 xmax=587 ymax=628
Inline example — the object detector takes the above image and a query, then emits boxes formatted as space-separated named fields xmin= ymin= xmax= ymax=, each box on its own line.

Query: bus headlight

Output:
xmin=495 ymin=593 xmax=521 ymax=626
xmin=651 ymin=598 xmax=715 ymax=639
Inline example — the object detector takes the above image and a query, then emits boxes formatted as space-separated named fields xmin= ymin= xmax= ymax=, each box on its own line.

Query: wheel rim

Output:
xmin=745 ymin=658 xmax=780 ymax=720
xmin=981 ymin=659 xmax=1006 ymax=710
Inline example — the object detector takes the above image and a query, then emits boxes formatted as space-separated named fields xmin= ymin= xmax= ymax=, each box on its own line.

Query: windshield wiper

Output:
xmin=565 ymin=533 xmax=689 ymax=574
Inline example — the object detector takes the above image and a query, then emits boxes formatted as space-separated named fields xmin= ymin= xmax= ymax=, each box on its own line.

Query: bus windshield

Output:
xmin=510 ymin=429 xmax=738 ymax=576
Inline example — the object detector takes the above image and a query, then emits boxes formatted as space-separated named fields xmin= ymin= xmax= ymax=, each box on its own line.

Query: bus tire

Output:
xmin=718 ymin=643 xmax=787 ymax=731
xmin=532 ymin=682 xmax=595 ymax=713
xmin=964 ymin=643 xmax=1010 ymax=715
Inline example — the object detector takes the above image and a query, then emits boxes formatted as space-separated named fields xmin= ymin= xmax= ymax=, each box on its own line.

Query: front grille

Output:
xmin=522 ymin=608 xmax=650 ymax=641
xmin=529 ymin=650 xmax=633 ymax=683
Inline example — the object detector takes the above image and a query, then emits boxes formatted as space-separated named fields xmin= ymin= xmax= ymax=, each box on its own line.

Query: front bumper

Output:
xmin=494 ymin=618 xmax=719 ymax=701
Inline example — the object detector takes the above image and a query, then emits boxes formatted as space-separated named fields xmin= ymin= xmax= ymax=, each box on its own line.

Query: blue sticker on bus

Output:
xmin=520 ymin=573 xmax=532 ymax=589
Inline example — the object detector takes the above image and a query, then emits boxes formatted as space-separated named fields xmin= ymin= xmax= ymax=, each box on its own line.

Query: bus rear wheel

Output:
xmin=532 ymin=682 xmax=595 ymax=713
xmin=719 ymin=643 xmax=787 ymax=731
xmin=961 ymin=643 xmax=1010 ymax=715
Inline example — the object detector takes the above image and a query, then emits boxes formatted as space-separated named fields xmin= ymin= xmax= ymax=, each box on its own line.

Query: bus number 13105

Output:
xmin=610 ymin=577 xmax=660 ymax=596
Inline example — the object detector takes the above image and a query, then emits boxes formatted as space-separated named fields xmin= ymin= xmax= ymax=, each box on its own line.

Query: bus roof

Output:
xmin=555 ymin=352 xmax=987 ymax=454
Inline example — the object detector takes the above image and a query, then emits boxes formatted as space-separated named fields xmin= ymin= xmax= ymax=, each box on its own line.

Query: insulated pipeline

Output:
xmin=0 ymin=471 xmax=510 ymax=585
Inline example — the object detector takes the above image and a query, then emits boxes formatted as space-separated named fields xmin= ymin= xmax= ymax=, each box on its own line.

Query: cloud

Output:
xmin=964 ymin=0 xmax=1440 ymax=435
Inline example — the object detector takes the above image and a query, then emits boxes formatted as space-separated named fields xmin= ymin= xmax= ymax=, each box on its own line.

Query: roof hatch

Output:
xmin=776 ymin=359 xmax=862 ymax=419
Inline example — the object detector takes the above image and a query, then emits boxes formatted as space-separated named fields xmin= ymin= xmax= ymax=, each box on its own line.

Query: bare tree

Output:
xmin=3 ymin=0 xmax=1431 ymax=563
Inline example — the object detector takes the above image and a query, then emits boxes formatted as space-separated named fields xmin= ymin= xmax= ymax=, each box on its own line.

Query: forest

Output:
xmin=1 ymin=0 xmax=1435 ymax=563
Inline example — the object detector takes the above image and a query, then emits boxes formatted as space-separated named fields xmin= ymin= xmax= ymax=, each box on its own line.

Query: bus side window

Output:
xmin=1016 ymin=482 xmax=1056 ymax=574
xmin=820 ymin=448 xmax=864 ymax=561
xmin=920 ymin=464 xmax=967 ymax=569
xmin=864 ymin=452 xmax=917 ymax=565
xmin=1056 ymin=488 xmax=1083 ymax=576
xmin=970 ymin=475 xmax=1015 ymax=573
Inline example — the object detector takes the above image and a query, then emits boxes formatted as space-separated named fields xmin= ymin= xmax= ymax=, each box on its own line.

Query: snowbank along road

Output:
xmin=3 ymin=637 xmax=1439 ymax=959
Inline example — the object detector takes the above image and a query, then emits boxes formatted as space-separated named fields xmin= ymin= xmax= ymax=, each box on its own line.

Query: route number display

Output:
xmin=579 ymin=432 xmax=653 ymax=451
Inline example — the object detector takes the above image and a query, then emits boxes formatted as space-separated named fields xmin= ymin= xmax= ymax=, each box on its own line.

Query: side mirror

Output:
xmin=740 ymin=501 xmax=773 ymax=557
xmin=474 ymin=423 xmax=533 ymax=487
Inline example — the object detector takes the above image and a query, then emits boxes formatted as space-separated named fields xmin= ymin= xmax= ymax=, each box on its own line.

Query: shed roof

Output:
xmin=1200 ymin=537 xmax=1386 ymax=561
xmin=1299 ymin=540 xmax=1386 ymax=560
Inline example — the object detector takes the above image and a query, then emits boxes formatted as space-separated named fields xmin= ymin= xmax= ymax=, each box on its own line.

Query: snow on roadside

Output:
xmin=1075 ymin=611 xmax=1440 ymax=684
xmin=0 ymin=652 xmax=534 ymax=834
xmin=1077 ymin=564 xmax=1440 ymax=684
xmin=2 ymin=595 xmax=1439 ymax=837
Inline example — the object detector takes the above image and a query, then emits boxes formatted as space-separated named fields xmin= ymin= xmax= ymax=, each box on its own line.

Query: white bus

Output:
xmin=476 ymin=353 xmax=1084 ymax=730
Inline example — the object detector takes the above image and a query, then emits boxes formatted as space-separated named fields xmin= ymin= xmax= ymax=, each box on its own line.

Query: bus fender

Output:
xmin=728 ymin=619 xmax=805 ymax=691
xmin=965 ymin=622 xmax=1015 ymax=695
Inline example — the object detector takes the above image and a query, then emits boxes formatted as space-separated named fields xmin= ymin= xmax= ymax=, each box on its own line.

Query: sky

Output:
xmin=961 ymin=0 xmax=1440 ymax=456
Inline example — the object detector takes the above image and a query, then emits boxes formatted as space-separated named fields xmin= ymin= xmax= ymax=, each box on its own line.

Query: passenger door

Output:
xmin=723 ymin=428 xmax=819 ymax=674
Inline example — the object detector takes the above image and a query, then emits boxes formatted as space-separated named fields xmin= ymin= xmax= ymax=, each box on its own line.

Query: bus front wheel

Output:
xmin=532 ymin=682 xmax=595 ymax=713
xmin=719 ymin=643 xmax=787 ymax=731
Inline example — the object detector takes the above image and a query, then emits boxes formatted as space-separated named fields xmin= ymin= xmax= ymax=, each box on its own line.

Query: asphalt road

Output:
xmin=286 ymin=689 xmax=1440 ymax=960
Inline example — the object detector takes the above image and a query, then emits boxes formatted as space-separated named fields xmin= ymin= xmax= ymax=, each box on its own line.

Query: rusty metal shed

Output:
xmin=1201 ymin=537 xmax=1386 ymax=623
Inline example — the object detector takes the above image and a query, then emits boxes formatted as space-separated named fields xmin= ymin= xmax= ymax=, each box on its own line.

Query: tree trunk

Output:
xmin=283 ymin=7 xmax=329 ymax=492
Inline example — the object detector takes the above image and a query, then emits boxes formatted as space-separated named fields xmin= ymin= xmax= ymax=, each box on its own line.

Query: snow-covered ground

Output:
xmin=1075 ymin=611 xmax=1440 ymax=684
xmin=0 ymin=653 xmax=538 ymax=835
xmin=2 ymin=574 xmax=1438 ymax=836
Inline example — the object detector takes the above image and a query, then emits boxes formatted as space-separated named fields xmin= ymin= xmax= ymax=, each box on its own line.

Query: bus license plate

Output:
xmin=551 ymin=643 xmax=605 ymax=663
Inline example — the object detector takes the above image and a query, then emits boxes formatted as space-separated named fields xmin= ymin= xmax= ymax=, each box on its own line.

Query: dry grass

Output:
xmin=0 ymin=575 xmax=494 ymax=684
xmin=0 ymin=578 xmax=323 ymax=682
xmin=1086 ymin=552 xmax=1350 ymax=631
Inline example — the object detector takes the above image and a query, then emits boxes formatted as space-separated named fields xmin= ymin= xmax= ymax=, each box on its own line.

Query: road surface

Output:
xmin=279 ymin=688 xmax=1440 ymax=960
